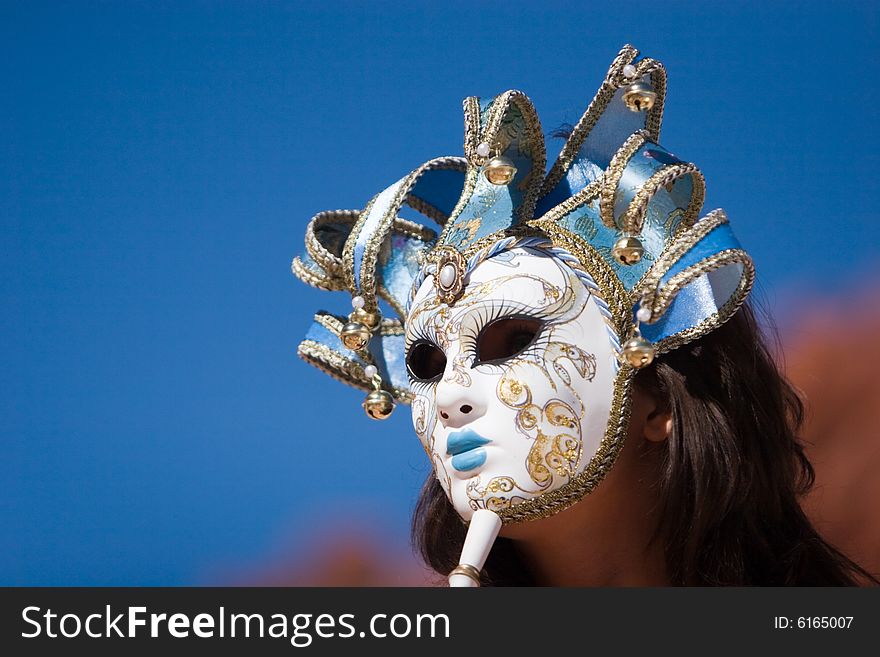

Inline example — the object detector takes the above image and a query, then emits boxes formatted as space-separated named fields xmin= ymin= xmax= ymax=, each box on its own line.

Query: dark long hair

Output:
xmin=412 ymin=302 xmax=877 ymax=585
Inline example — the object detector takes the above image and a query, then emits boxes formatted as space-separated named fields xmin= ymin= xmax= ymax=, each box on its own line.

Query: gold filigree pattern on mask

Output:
xmin=466 ymin=476 xmax=531 ymax=513
xmin=407 ymin=265 xmax=582 ymax=357
xmin=406 ymin=245 xmax=623 ymax=521
xmin=497 ymin=373 xmax=586 ymax=490
xmin=545 ymin=342 xmax=597 ymax=389
xmin=445 ymin=352 xmax=473 ymax=388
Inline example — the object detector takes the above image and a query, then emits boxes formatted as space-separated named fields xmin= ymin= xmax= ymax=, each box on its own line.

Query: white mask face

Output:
xmin=406 ymin=247 xmax=618 ymax=521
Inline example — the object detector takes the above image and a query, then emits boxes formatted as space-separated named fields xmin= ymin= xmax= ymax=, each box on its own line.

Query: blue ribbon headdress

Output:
xmin=292 ymin=44 xmax=754 ymax=425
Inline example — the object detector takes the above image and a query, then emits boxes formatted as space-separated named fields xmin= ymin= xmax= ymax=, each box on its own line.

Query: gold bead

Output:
xmin=363 ymin=389 xmax=395 ymax=420
xmin=612 ymin=236 xmax=644 ymax=265
xmin=483 ymin=156 xmax=517 ymax=185
xmin=350 ymin=307 xmax=380 ymax=330
xmin=622 ymin=335 xmax=655 ymax=368
xmin=622 ymin=81 xmax=657 ymax=112
xmin=340 ymin=321 xmax=371 ymax=351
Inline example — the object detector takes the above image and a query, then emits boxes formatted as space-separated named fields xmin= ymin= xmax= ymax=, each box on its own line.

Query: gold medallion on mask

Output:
xmin=431 ymin=246 xmax=467 ymax=305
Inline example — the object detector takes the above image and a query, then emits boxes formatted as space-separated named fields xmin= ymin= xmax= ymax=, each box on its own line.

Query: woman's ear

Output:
xmin=630 ymin=385 xmax=672 ymax=443
xmin=643 ymin=406 xmax=672 ymax=443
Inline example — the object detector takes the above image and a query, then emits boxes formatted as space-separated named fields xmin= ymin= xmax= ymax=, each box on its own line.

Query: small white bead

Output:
xmin=476 ymin=142 xmax=491 ymax=158
xmin=439 ymin=263 xmax=457 ymax=288
xmin=636 ymin=306 xmax=652 ymax=322
xmin=351 ymin=295 xmax=365 ymax=309
xmin=623 ymin=64 xmax=637 ymax=78
xmin=364 ymin=365 xmax=378 ymax=379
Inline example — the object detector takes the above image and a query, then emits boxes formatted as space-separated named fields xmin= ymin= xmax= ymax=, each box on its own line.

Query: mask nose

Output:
xmin=435 ymin=379 xmax=486 ymax=429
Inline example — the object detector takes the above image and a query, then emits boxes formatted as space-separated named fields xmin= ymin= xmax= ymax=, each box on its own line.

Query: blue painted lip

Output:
xmin=446 ymin=428 xmax=491 ymax=456
xmin=451 ymin=448 xmax=487 ymax=472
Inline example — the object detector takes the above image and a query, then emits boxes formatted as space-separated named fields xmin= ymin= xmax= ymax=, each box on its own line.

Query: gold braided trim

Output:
xmin=534 ymin=178 xmax=604 ymax=226
xmin=462 ymin=95 xmax=482 ymax=162
xmin=405 ymin=156 xmax=468 ymax=227
xmin=314 ymin=311 xmax=405 ymax=337
xmin=485 ymin=90 xmax=546 ymax=226
xmin=342 ymin=194 xmax=377 ymax=295
xmin=440 ymin=90 xmax=546 ymax=246
xmin=343 ymin=157 xmax=465 ymax=314
xmin=291 ymin=256 xmax=343 ymax=291
xmin=646 ymin=63 xmax=667 ymax=140
xmin=599 ymin=130 xmax=649 ymax=229
xmin=654 ymin=254 xmax=755 ymax=355
xmin=525 ymin=220 xmax=631 ymax=337
xmin=445 ymin=224 xmax=627 ymax=353
xmin=361 ymin=158 xmax=465 ymax=313
xmin=500 ymin=364 xmax=634 ymax=523
xmin=634 ymin=208 xmax=728 ymax=309
xmin=388 ymin=216 xmax=437 ymax=243
xmin=297 ymin=339 xmax=413 ymax=404
xmin=298 ymin=214 xmax=436 ymax=308
xmin=377 ymin=319 xmax=405 ymax=336
xmin=650 ymin=248 xmax=754 ymax=322
xmin=304 ymin=209 xmax=359 ymax=278
xmin=622 ymin=162 xmax=705 ymax=235
xmin=438 ymin=168 xmax=480 ymax=247
xmin=539 ymin=44 xmax=666 ymax=199
xmin=360 ymin=174 xmax=425 ymax=312
xmin=313 ymin=311 xmax=344 ymax=335
xmin=405 ymin=194 xmax=450 ymax=226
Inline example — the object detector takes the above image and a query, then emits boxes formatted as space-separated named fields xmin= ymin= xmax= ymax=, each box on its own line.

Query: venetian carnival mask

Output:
xmin=291 ymin=45 xmax=755 ymax=584
xmin=407 ymin=247 xmax=618 ymax=520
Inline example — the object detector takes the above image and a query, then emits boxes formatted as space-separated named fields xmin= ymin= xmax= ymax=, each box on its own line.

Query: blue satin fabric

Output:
xmin=537 ymin=77 xmax=654 ymax=215
xmin=547 ymin=139 xmax=690 ymax=291
xmin=305 ymin=320 xmax=368 ymax=366
xmin=380 ymin=232 xmax=436 ymax=312
xmin=297 ymin=249 xmax=343 ymax=290
xmin=555 ymin=198 xmax=683 ymax=292
xmin=352 ymin=179 xmax=405 ymax=291
xmin=535 ymin=157 xmax=604 ymax=216
xmin=352 ymin=165 xmax=465 ymax=292
xmin=441 ymin=96 xmax=538 ymax=250
xmin=375 ymin=332 xmax=408 ymax=392
xmin=304 ymin=318 xmax=409 ymax=393
xmin=299 ymin=79 xmax=750 ymax=391
xmin=640 ymin=221 xmax=746 ymax=345
xmin=443 ymin=173 xmax=519 ymax=248
xmin=641 ymin=277 xmax=715 ymax=344
xmin=660 ymin=221 xmax=741 ymax=286
xmin=613 ymin=142 xmax=686 ymax=222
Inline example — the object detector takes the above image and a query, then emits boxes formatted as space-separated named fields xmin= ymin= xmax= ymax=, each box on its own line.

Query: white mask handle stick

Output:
xmin=447 ymin=509 xmax=502 ymax=587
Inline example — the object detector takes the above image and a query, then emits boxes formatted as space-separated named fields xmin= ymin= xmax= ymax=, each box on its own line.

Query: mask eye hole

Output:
xmin=406 ymin=340 xmax=446 ymax=382
xmin=475 ymin=315 xmax=544 ymax=365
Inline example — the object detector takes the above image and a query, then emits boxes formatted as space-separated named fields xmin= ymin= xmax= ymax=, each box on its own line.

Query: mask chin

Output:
xmin=406 ymin=247 xmax=623 ymax=525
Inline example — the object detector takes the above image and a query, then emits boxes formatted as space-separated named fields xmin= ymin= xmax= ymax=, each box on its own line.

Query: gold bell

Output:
xmin=612 ymin=235 xmax=644 ymax=265
xmin=363 ymin=389 xmax=395 ymax=420
xmin=622 ymin=335 xmax=655 ymax=369
xmin=622 ymin=81 xmax=657 ymax=112
xmin=350 ymin=307 xmax=380 ymax=330
xmin=483 ymin=156 xmax=517 ymax=185
xmin=340 ymin=321 xmax=371 ymax=351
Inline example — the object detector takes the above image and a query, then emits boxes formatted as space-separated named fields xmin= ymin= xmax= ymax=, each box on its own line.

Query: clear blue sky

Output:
xmin=2 ymin=1 xmax=878 ymax=584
